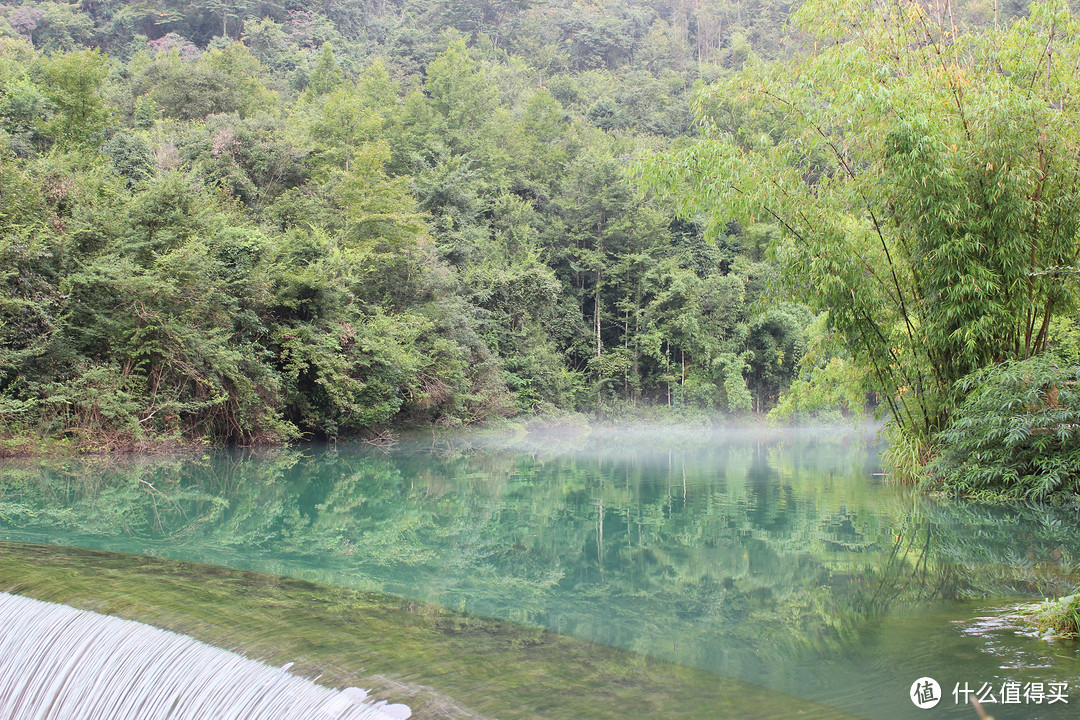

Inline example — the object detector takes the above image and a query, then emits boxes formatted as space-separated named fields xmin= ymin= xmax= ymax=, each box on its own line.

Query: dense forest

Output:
xmin=1 ymin=0 xmax=1079 ymax=499
xmin=0 ymin=0 xmax=829 ymax=451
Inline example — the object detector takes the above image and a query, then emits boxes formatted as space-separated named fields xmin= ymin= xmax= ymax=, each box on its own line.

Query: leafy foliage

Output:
xmin=925 ymin=357 xmax=1080 ymax=500
xmin=640 ymin=0 xmax=1080 ymax=496
xmin=769 ymin=313 xmax=868 ymax=424
xmin=12 ymin=0 xmax=1045 ymax=448
xmin=1024 ymin=594 xmax=1080 ymax=638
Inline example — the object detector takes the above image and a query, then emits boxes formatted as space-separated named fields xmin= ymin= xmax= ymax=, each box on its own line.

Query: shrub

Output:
xmin=925 ymin=357 xmax=1080 ymax=500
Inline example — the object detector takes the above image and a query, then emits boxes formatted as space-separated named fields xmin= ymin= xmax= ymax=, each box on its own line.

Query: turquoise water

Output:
xmin=1 ymin=425 xmax=1078 ymax=719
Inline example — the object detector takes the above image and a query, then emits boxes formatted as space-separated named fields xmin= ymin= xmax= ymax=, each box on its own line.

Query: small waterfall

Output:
xmin=0 ymin=592 xmax=411 ymax=720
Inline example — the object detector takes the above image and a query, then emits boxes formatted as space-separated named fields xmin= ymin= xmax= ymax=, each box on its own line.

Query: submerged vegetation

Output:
xmin=0 ymin=541 xmax=865 ymax=720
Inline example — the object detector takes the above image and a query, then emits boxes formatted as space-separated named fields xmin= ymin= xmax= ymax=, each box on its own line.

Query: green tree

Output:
xmin=641 ymin=0 xmax=1080 ymax=456
xmin=423 ymin=35 xmax=496 ymax=154
xmin=303 ymin=42 xmax=345 ymax=98
xmin=35 ymin=47 xmax=110 ymax=149
xmin=134 ymin=41 xmax=277 ymax=121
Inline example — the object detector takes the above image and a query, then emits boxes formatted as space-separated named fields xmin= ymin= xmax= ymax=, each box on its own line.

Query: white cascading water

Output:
xmin=0 ymin=592 xmax=411 ymax=720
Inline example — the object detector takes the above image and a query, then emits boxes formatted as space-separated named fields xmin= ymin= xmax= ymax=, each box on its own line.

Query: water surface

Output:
xmin=1 ymin=425 xmax=1078 ymax=719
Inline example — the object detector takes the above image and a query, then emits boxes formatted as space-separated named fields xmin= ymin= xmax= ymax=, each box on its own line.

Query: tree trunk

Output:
xmin=666 ymin=341 xmax=671 ymax=406
xmin=595 ymin=263 xmax=602 ymax=358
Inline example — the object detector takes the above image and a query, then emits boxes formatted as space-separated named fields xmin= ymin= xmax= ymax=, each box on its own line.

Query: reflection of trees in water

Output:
xmin=2 ymin=438 xmax=1076 ymax=670
xmin=915 ymin=501 xmax=1080 ymax=599
xmin=845 ymin=524 xmax=963 ymax=613
xmin=843 ymin=500 xmax=1080 ymax=621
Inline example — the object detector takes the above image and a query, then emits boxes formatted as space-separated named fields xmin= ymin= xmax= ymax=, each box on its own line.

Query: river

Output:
xmin=1 ymin=425 xmax=1077 ymax=719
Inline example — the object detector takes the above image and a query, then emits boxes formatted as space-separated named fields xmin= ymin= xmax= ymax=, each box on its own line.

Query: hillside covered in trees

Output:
xmin=0 ymin=0 xmax=825 ymax=450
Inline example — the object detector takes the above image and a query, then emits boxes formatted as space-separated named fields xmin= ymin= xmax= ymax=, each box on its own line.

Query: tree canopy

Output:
xmin=641 ymin=0 xmax=1080 ymax=468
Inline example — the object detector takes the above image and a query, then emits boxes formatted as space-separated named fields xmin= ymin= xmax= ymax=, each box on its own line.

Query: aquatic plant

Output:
xmin=0 ymin=542 xmax=859 ymax=720
xmin=1023 ymin=594 xmax=1080 ymax=639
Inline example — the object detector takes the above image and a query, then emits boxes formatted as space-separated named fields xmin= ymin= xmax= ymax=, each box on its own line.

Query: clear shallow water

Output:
xmin=1 ymin=425 xmax=1078 ymax=719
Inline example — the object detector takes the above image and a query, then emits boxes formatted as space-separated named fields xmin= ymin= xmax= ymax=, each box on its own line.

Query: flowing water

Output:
xmin=0 ymin=592 xmax=409 ymax=720
xmin=1 ymin=425 xmax=1078 ymax=720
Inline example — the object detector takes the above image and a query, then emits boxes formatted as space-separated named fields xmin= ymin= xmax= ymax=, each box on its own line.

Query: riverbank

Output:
xmin=0 ymin=426 xmax=205 ymax=459
xmin=1020 ymin=595 xmax=1080 ymax=640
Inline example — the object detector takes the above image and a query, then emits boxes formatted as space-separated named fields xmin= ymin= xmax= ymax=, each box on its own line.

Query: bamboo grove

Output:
xmin=641 ymin=0 xmax=1080 ymax=493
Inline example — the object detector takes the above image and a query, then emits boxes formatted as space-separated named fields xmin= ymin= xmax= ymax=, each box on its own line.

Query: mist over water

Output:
xmin=1 ymin=424 xmax=1078 ymax=720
